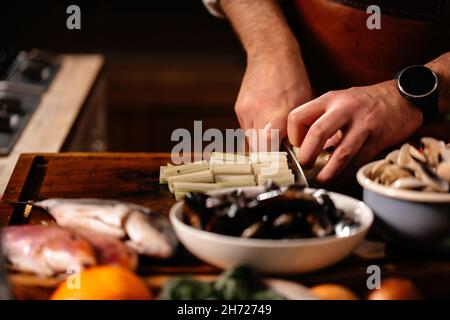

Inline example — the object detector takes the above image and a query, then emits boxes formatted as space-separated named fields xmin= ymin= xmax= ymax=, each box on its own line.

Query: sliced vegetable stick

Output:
xmin=253 ymin=163 xmax=290 ymax=175
xmin=214 ymin=175 xmax=255 ymax=183
xmin=258 ymin=169 xmax=293 ymax=177
xmin=257 ymin=171 xmax=294 ymax=181
xmin=250 ymin=152 xmax=288 ymax=163
xmin=168 ymin=170 xmax=214 ymax=192
xmin=173 ymin=182 xmax=220 ymax=193
xmin=217 ymin=181 xmax=256 ymax=188
xmin=253 ymin=160 xmax=289 ymax=169
xmin=210 ymin=152 xmax=249 ymax=163
xmin=174 ymin=192 xmax=187 ymax=201
xmin=257 ymin=171 xmax=294 ymax=182
xmin=159 ymin=166 xmax=168 ymax=184
xmin=257 ymin=174 xmax=295 ymax=186
xmin=163 ymin=161 xmax=209 ymax=177
xmin=211 ymin=163 xmax=253 ymax=175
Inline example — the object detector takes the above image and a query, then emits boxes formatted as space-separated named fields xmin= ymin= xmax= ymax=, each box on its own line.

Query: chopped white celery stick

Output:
xmin=217 ymin=181 xmax=256 ymax=188
xmin=258 ymin=169 xmax=293 ymax=177
xmin=214 ymin=175 xmax=255 ymax=184
xmin=210 ymin=152 xmax=249 ymax=163
xmin=173 ymin=182 xmax=219 ymax=193
xmin=257 ymin=174 xmax=295 ymax=186
xmin=175 ymin=192 xmax=187 ymax=201
xmin=211 ymin=163 xmax=253 ymax=175
xmin=160 ymin=166 xmax=168 ymax=184
xmin=168 ymin=170 xmax=214 ymax=192
xmin=253 ymin=162 xmax=289 ymax=174
xmin=250 ymin=152 xmax=288 ymax=163
xmin=163 ymin=161 xmax=208 ymax=177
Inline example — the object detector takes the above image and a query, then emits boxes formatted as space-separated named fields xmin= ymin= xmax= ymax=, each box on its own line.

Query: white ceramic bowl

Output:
xmin=169 ymin=187 xmax=373 ymax=274
xmin=357 ymin=161 xmax=450 ymax=248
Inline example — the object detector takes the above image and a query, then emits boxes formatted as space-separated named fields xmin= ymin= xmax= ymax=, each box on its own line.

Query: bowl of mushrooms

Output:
xmin=357 ymin=137 xmax=450 ymax=248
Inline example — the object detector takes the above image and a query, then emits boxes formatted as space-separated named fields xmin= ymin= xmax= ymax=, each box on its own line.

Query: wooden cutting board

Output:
xmin=1 ymin=152 xmax=450 ymax=299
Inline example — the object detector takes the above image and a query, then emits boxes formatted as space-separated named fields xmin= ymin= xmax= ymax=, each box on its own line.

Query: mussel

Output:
xmin=182 ymin=183 xmax=358 ymax=240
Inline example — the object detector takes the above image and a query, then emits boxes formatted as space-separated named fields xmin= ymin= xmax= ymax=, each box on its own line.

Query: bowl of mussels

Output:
xmin=169 ymin=182 xmax=373 ymax=274
xmin=357 ymin=137 xmax=450 ymax=248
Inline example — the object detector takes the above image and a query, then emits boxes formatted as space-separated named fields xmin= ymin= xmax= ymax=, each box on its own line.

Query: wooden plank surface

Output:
xmin=0 ymin=55 xmax=104 ymax=196
xmin=1 ymin=152 xmax=450 ymax=300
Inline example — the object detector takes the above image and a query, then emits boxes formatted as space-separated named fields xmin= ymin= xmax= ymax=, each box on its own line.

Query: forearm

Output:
xmin=221 ymin=0 xmax=300 ymax=58
xmin=426 ymin=52 xmax=450 ymax=116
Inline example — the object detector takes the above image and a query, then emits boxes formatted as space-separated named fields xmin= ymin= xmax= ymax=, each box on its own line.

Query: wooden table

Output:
xmin=1 ymin=153 xmax=450 ymax=299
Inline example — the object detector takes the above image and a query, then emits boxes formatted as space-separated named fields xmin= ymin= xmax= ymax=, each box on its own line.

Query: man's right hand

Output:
xmin=221 ymin=0 xmax=312 ymax=150
xmin=235 ymin=47 xmax=312 ymax=150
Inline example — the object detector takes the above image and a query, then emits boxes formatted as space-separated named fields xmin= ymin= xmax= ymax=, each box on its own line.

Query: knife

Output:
xmin=281 ymin=138 xmax=309 ymax=188
xmin=0 ymin=230 xmax=13 ymax=300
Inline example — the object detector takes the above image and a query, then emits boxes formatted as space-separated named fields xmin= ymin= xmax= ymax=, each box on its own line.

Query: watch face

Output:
xmin=398 ymin=65 xmax=438 ymax=98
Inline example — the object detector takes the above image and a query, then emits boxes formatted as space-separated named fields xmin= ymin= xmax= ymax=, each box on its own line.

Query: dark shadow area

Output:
xmin=1 ymin=0 xmax=244 ymax=151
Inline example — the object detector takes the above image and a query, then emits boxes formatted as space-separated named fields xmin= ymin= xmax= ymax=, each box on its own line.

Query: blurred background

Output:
xmin=1 ymin=0 xmax=245 ymax=152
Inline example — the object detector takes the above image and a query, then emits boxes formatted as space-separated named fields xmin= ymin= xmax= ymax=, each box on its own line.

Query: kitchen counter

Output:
xmin=0 ymin=54 xmax=104 ymax=195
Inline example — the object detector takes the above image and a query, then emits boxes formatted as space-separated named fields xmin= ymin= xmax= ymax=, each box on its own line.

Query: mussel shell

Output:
xmin=184 ymin=192 xmax=215 ymax=228
xmin=313 ymin=190 xmax=343 ymax=224
xmin=335 ymin=218 xmax=360 ymax=238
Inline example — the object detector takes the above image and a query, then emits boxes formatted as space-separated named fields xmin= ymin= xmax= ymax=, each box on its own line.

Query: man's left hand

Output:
xmin=287 ymin=80 xmax=423 ymax=184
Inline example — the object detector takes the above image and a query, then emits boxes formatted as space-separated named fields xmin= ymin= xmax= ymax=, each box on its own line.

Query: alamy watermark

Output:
xmin=66 ymin=5 xmax=81 ymax=30
xmin=367 ymin=5 xmax=381 ymax=30
xmin=170 ymin=121 xmax=282 ymax=175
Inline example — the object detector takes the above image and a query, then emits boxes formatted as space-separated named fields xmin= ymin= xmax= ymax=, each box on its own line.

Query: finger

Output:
xmin=236 ymin=112 xmax=245 ymax=130
xmin=324 ymin=130 xmax=343 ymax=150
xmin=287 ymin=98 xmax=327 ymax=147
xmin=341 ymin=139 xmax=383 ymax=182
xmin=240 ymin=114 xmax=254 ymax=132
xmin=246 ymin=128 xmax=259 ymax=153
xmin=316 ymin=127 xmax=369 ymax=183
xmin=351 ymin=137 xmax=384 ymax=167
xmin=297 ymin=108 xmax=350 ymax=167
xmin=266 ymin=114 xmax=287 ymax=138
xmin=263 ymin=115 xmax=287 ymax=151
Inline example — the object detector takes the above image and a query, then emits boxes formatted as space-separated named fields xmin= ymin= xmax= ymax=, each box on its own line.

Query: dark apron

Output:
xmin=291 ymin=0 xmax=450 ymax=94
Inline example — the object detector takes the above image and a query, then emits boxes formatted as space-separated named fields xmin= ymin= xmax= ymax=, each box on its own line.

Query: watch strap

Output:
xmin=413 ymin=90 xmax=440 ymax=126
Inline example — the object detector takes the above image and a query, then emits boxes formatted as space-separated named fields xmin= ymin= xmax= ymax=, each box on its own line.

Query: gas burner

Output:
xmin=0 ymin=48 xmax=60 ymax=155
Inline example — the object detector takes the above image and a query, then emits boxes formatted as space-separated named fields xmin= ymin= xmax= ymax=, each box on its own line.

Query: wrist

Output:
xmin=246 ymin=37 xmax=301 ymax=64
xmin=385 ymin=79 xmax=424 ymax=128
xmin=244 ymin=22 xmax=300 ymax=60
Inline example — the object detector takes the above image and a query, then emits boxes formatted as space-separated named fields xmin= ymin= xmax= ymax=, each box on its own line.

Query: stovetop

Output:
xmin=0 ymin=48 xmax=60 ymax=156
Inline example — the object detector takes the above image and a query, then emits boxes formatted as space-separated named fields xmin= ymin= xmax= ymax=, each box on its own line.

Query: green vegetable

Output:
xmin=161 ymin=266 xmax=285 ymax=300
xmin=160 ymin=277 xmax=214 ymax=300
xmin=251 ymin=289 xmax=285 ymax=300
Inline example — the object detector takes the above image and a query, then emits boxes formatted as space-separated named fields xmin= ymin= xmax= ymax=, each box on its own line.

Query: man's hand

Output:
xmin=288 ymin=80 xmax=423 ymax=183
xmin=221 ymin=0 xmax=312 ymax=150
xmin=235 ymin=47 xmax=312 ymax=147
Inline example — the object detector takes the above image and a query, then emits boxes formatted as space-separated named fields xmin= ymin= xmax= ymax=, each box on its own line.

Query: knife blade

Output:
xmin=281 ymin=138 xmax=309 ymax=188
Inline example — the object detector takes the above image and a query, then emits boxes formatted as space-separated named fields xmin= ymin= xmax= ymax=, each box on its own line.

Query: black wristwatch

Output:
xmin=396 ymin=65 xmax=439 ymax=126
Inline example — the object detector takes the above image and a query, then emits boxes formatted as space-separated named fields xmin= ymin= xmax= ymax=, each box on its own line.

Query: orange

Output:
xmin=51 ymin=266 xmax=152 ymax=300
xmin=310 ymin=284 xmax=359 ymax=300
